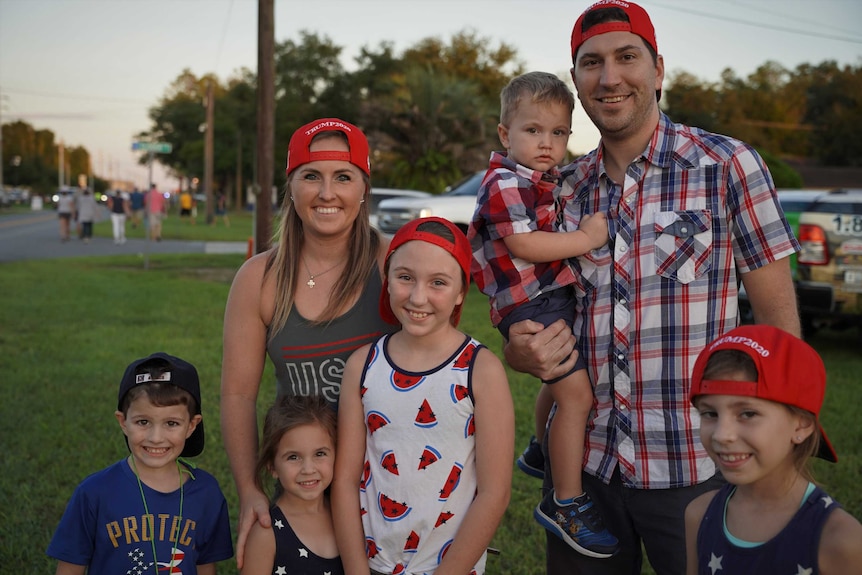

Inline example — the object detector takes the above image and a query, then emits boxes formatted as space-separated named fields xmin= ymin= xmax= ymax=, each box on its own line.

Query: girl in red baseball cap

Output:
xmin=685 ymin=325 xmax=862 ymax=575
xmin=332 ymin=217 xmax=515 ymax=575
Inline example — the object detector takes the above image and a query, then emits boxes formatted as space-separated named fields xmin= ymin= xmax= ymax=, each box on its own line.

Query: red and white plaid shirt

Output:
xmin=561 ymin=113 xmax=799 ymax=489
xmin=468 ymin=152 xmax=576 ymax=326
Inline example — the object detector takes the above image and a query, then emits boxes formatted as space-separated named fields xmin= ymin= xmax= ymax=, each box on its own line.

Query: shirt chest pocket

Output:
xmin=654 ymin=210 xmax=713 ymax=284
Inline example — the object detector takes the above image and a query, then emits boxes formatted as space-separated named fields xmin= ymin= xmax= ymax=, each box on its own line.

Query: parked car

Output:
xmin=796 ymin=188 xmax=862 ymax=337
xmin=369 ymin=187 xmax=431 ymax=230
xmin=776 ymin=190 xmax=828 ymax=278
xmin=712 ymin=189 xmax=825 ymax=326
xmin=376 ymin=171 xmax=484 ymax=235
xmin=7 ymin=187 xmax=30 ymax=205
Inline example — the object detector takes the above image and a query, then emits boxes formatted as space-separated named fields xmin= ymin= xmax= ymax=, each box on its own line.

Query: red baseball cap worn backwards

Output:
xmin=570 ymin=0 xmax=657 ymax=60
xmin=690 ymin=325 xmax=837 ymax=462
xmin=286 ymin=118 xmax=371 ymax=177
xmin=379 ymin=217 xmax=473 ymax=327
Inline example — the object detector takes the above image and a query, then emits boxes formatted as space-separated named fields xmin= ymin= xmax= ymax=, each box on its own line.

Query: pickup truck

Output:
xmin=796 ymin=188 xmax=862 ymax=338
xmin=375 ymin=171 xmax=484 ymax=235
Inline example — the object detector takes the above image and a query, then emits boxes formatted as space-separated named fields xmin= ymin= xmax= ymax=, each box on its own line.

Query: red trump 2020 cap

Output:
xmin=286 ymin=118 xmax=370 ymax=177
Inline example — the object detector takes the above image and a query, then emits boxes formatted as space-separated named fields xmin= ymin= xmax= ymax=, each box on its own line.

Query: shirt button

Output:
xmin=680 ymin=226 xmax=688 ymax=234
xmin=619 ymin=298 xmax=627 ymax=306
xmin=617 ymin=353 xmax=625 ymax=361
xmin=618 ymin=245 xmax=628 ymax=253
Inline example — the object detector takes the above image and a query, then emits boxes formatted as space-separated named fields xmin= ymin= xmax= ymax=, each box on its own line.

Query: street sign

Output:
xmin=132 ymin=141 xmax=172 ymax=153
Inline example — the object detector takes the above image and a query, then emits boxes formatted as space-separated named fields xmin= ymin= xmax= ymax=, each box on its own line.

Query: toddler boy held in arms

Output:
xmin=468 ymin=71 xmax=616 ymax=558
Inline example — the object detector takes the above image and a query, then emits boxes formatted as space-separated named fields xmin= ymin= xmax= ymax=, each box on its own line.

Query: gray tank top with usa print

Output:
xmin=266 ymin=270 xmax=396 ymax=406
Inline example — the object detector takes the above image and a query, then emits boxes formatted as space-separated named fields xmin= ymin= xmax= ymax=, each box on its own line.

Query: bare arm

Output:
xmin=55 ymin=561 xmax=86 ymax=575
xmin=239 ymin=521 xmax=277 ymax=575
xmin=196 ymin=563 xmax=216 ymax=575
xmin=503 ymin=318 xmax=577 ymax=380
xmin=221 ymin=253 xmax=272 ymax=569
xmin=504 ymin=212 xmax=608 ymax=263
xmin=683 ymin=490 xmax=717 ymax=575
xmin=331 ymin=347 xmax=372 ymax=575
xmin=740 ymin=257 xmax=801 ymax=337
xmin=435 ymin=348 xmax=514 ymax=575
xmin=818 ymin=508 xmax=862 ymax=575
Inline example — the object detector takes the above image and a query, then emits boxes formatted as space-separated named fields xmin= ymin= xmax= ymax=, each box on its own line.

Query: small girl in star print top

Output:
xmin=241 ymin=394 xmax=344 ymax=575
xmin=684 ymin=325 xmax=862 ymax=575
xmin=331 ymin=217 xmax=514 ymax=575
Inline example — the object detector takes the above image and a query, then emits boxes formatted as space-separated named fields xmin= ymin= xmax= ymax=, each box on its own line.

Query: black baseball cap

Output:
xmin=118 ymin=352 xmax=205 ymax=457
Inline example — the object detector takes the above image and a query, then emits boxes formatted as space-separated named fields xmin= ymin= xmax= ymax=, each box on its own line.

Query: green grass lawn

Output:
xmin=96 ymin=206 xmax=264 ymax=242
xmin=0 ymin=254 xmax=859 ymax=574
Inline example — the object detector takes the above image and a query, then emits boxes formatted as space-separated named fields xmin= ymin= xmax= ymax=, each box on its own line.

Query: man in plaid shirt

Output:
xmin=503 ymin=2 xmax=801 ymax=574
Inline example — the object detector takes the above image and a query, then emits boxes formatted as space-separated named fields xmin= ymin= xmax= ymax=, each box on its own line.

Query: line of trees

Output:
xmin=0 ymin=122 xmax=103 ymax=195
xmin=665 ymin=59 xmax=862 ymax=167
xmin=140 ymin=30 xmax=523 ymax=208
xmin=141 ymin=31 xmax=862 ymax=198
xmin=3 ymin=29 xmax=860 ymax=198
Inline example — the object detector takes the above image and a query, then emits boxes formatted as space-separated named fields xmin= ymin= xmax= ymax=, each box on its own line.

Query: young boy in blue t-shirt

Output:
xmin=47 ymin=352 xmax=233 ymax=574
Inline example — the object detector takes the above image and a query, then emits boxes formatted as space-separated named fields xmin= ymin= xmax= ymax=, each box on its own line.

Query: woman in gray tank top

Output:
xmin=221 ymin=118 xmax=395 ymax=569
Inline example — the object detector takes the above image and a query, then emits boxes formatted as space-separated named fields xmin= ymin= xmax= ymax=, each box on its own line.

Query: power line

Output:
xmin=715 ymin=0 xmax=862 ymax=39
xmin=649 ymin=0 xmax=862 ymax=45
xmin=2 ymin=87 xmax=150 ymax=105
xmin=214 ymin=0 xmax=236 ymax=74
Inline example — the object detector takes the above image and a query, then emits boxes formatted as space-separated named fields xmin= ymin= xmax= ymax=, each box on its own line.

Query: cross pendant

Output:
xmin=307 ymin=277 xmax=316 ymax=288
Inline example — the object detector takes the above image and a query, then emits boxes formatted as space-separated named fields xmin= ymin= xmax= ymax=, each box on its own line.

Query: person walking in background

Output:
xmin=129 ymin=186 xmax=145 ymax=228
xmin=332 ymin=217 xmax=514 ymax=575
xmin=56 ymin=188 xmax=76 ymax=242
xmin=76 ymin=188 xmax=99 ymax=244
xmin=179 ymin=189 xmax=195 ymax=225
xmin=503 ymin=2 xmax=801 ymax=574
xmin=241 ymin=394 xmax=344 ymax=575
xmin=468 ymin=71 xmax=615 ymax=557
xmin=221 ymin=118 xmax=397 ymax=569
xmin=46 ymin=352 xmax=234 ymax=573
xmin=214 ymin=192 xmax=230 ymax=227
xmin=146 ymin=183 xmax=165 ymax=241
xmin=107 ymin=189 xmax=130 ymax=244
xmin=685 ymin=325 xmax=862 ymax=574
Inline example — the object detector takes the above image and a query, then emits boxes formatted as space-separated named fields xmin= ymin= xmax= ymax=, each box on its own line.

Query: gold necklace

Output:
xmin=301 ymin=256 xmax=344 ymax=288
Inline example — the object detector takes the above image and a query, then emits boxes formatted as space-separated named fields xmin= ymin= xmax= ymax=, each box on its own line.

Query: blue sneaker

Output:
xmin=534 ymin=489 xmax=619 ymax=558
xmin=516 ymin=436 xmax=545 ymax=479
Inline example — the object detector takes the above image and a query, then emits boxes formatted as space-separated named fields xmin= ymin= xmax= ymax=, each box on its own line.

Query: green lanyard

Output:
xmin=130 ymin=457 xmax=185 ymax=574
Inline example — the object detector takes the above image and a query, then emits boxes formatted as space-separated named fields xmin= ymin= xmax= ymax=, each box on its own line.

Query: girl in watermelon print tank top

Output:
xmin=332 ymin=218 xmax=515 ymax=575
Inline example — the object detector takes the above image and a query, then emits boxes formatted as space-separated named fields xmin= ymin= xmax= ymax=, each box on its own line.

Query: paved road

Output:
xmin=0 ymin=208 xmax=246 ymax=263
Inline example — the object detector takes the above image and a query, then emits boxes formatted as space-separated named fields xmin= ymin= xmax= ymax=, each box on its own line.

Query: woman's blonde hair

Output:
xmin=266 ymin=130 xmax=381 ymax=338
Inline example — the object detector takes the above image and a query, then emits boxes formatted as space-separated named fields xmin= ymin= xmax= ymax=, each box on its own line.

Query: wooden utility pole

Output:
xmin=58 ymin=140 xmax=64 ymax=190
xmin=235 ymin=129 xmax=242 ymax=214
xmin=0 ymin=89 xmax=4 ymax=193
xmin=255 ymin=0 xmax=275 ymax=252
xmin=204 ymin=80 xmax=215 ymax=224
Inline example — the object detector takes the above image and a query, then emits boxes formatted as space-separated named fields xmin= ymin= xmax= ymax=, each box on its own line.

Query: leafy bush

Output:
xmin=757 ymin=147 xmax=804 ymax=188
